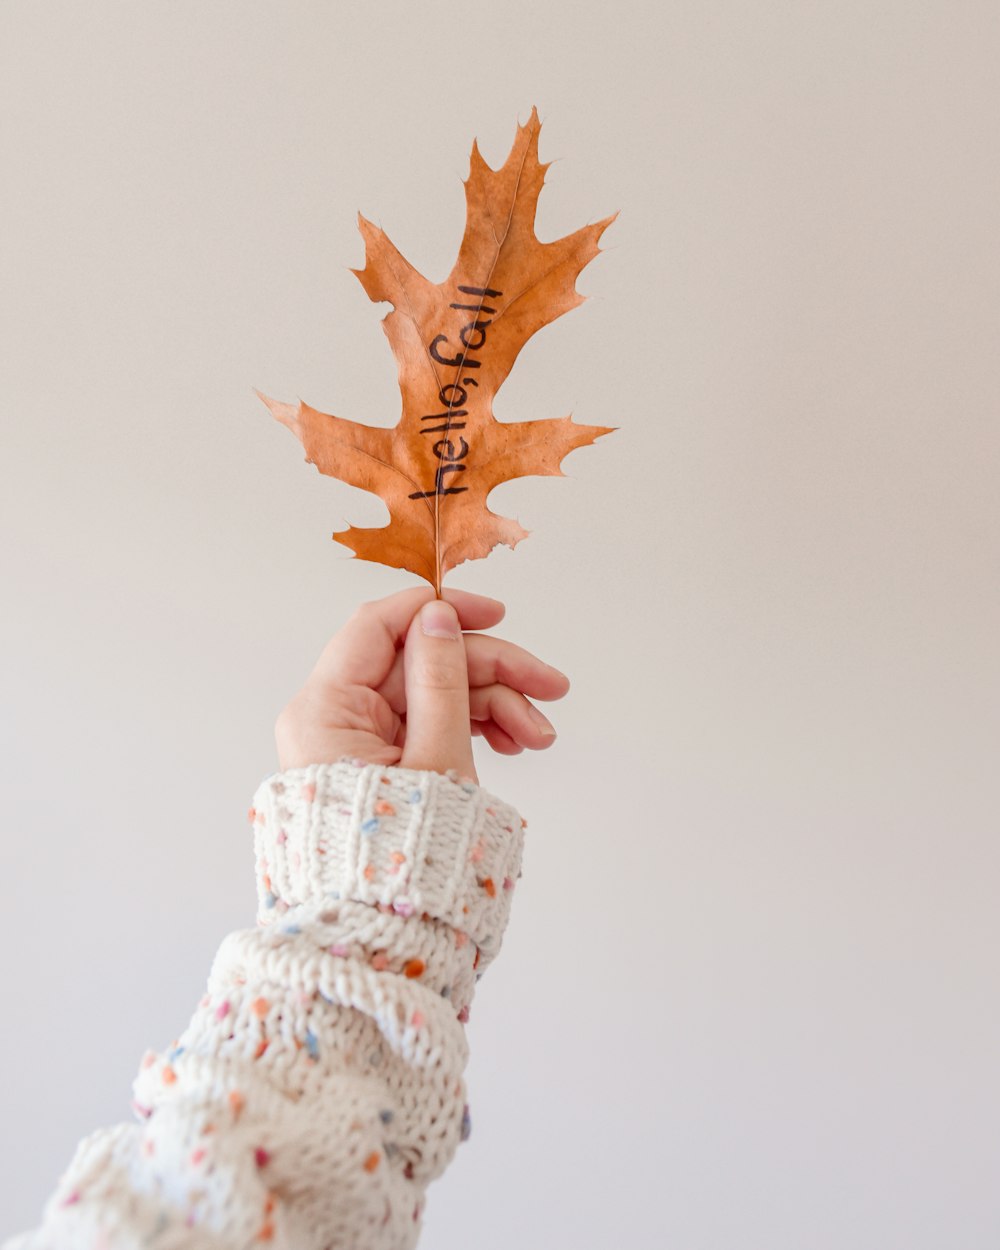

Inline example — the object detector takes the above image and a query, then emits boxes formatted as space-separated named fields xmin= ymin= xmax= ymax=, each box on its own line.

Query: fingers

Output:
xmin=441 ymin=588 xmax=506 ymax=632
xmin=378 ymin=633 xmax=569 ymax=714
xmin=307 ymin=587 xmax=505 ymax=691
xmin=480 ymin=720 xmax=522 ymax=755
xmin=466 ymin=634 xmax=569 ymax=700
xmin=469 ymin=683 xmax=559 ymax=752
xmin=399 ymin=600 xmax=477 ymax=780
xmin=394 ymin=685 xmax=558 ymax=756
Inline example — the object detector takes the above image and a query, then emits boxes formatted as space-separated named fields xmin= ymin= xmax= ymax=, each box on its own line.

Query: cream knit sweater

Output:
xmin=3 ymin=758 xmax=525 ymax=1249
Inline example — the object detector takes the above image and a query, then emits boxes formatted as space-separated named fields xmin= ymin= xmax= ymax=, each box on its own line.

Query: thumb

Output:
xmin=400 ymin=599 xmax=477 ymax=781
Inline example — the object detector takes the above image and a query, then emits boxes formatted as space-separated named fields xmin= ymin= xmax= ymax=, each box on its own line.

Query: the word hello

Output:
xmin=408 ymin=284 xmax=502 ymax=500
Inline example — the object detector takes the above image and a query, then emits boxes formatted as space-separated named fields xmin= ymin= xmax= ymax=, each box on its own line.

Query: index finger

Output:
xmin=307 ymin=587 xmax=505 ymax=690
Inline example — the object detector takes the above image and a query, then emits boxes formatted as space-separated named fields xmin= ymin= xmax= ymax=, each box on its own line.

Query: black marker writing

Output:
xmin=409 ymin=282 xmax=503 ymax=500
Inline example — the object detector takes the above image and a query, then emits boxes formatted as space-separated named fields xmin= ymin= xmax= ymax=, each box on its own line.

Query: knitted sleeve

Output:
xmin=2 ymin=760 xmax=525 ymax=1250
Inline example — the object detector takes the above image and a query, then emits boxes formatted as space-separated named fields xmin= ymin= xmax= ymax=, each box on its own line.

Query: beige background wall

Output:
xmin=2 ymin=2 xmax=998 ymax=1245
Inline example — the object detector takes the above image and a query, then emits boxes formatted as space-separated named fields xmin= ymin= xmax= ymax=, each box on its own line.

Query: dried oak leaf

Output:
xmin=257 ymin=106 xmax=617 ymax=592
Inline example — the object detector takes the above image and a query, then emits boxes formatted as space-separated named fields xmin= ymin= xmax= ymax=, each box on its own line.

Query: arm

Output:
xmin=3 ymin=589 xmax=567 ymax=1250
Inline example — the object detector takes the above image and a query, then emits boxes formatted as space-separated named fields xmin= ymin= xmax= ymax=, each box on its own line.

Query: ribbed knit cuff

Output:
xmin=249 ymin=760 xmax=525 ymax=973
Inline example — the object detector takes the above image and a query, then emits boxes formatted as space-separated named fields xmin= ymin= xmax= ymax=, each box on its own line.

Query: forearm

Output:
xmin=3 ymin=760 xmax=524 ymax=1250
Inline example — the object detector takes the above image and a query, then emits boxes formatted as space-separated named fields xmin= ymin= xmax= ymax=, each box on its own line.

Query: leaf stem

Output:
xmin=434 ymin=492 xmax=442 ymax=597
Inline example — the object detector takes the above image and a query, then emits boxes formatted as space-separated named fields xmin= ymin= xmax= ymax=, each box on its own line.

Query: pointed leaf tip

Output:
xmin=255 ymin=390 xmax=301 ymax=432
xmin=269 ymin=112 xmax=615 ymax=586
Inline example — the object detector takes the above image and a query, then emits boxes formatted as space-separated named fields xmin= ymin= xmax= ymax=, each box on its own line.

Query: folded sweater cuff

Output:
xmin=249 ymin=760 xmax=525 ymax=973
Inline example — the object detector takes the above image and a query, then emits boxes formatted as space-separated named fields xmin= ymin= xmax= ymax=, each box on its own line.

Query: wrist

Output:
xmin=250 ymin=758 xmax=524 ymax=976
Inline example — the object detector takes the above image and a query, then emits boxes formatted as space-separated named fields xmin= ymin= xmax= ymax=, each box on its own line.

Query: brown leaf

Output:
xmin=257 ymin=106 xmax=617 ymax=592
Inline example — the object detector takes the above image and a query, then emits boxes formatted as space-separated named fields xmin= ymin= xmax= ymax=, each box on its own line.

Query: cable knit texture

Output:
xmin=2 ymin=760 xmax=525 ymax=1249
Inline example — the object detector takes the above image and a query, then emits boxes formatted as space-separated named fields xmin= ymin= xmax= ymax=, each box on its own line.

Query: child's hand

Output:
xmin=275 ymin=588 xmax=569 ymax=783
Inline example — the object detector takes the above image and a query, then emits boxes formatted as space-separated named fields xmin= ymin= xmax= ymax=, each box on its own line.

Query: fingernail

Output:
xmin=527 ymin=705 xmax=557 ymax=737
xmin=421 ymin=600 xmax=461 ymax=640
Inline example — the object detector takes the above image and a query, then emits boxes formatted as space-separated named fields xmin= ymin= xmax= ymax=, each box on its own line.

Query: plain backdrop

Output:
xmin=2 ymin=2 xmax=999 ymax=1246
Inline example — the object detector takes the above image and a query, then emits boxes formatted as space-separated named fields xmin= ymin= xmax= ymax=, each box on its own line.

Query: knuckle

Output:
xmin=274 ymin=690 xmax=312 ymax=746
xmin=350 ymin=602 xmax=376 ymax=630
xmin=274 ymin=699 xmax=296 ymax=735
xmin=412 ymin=657 xmax=466 ymax=693
xmin=274 ymin=701 xmax=301 ymax=750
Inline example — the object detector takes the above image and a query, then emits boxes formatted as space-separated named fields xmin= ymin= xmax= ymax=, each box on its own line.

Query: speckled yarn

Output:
xmin=2 ymin=760 xmax=525 ymax=1249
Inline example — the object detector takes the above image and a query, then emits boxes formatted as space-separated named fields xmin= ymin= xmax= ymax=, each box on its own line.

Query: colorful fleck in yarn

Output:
xmin=23 ymin=759 xmax=528 ymax=1248
xmin=361 ymin=817 xmax=379 ymax=836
